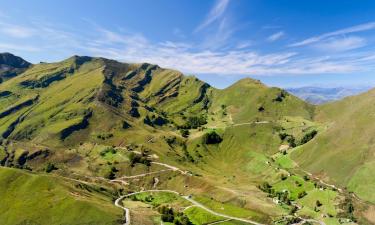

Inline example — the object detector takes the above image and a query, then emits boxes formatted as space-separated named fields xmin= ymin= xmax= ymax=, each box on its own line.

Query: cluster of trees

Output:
xmin=279 ymin=133 xmax=296 ymax=147
xmin=180 ymin=129 xmax=190 ymax=138
xmin=106 ymin=166 xmax=118 ymax=179
xmin=259 ymin=181 xmax=309 ymax=210
xmin=45 ymin=162 xmax=57 ymax=173
xmin=279 ymin=129 xmax=318 ymax=148
xmin=100 ymin=147 xmax=116 ymax=157
xmin=203 ymin=131 xmax=223 ymax=144
xmin=273 ymin=91 xmax=287 ymax=102
xmin=300 ymin=130 xmax=318 ymax=145
xmin=178 ymin=116 xmax=207 ymax=129
xmin=144 ymin=114 xmax=168 ymax=126
xmin=128 ymin=152 xmax=151 ymax=167
xmin=158 ymin=206 xmax=192 ymax=225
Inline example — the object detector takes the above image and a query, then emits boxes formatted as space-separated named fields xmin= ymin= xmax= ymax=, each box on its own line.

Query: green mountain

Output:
xmin=292 ymin=88 xmax=375 ymax=204
xmin=0 ymin=52 xmax=31 ymax=83
xmin=0 ymin=54 xmax=373 ymax=225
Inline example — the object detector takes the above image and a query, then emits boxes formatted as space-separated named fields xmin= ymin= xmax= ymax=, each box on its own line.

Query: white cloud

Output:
xmin=235 ymin=41 xmax=253 ymax=49
xmin=267 ymin=31 xmax=285 ymax=42
xmin=313 ymin=36 xmax=366 ymax=52
xmin=83 ymin=27 xmax=370 ymax=76
xmin=290 ymin=21 xmax=375 ymax=47
xmin=0 ymin=22 xmax=35 ymax=38
xmin=195 ymin=0 xmax=230 ymax=32
xmin=0 ymin=19 xmax=374 ymax=77
xmin=0 ymin=43 xmax=39 ymax=52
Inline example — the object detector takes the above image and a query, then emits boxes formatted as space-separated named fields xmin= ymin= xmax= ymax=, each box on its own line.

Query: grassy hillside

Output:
xmin=0 ymin=54 xmax=370 ymax=225
xmin=292 ymin=88 xmax=375 ymax=204
xmin=0 ymin=166 xmax=121 ymax=225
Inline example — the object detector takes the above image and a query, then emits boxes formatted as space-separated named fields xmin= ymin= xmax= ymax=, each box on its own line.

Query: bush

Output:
xmin=100 ymin=147 xmax=116 ymax=156
xmin=298 ymin=191 xmax=307 ymax=199
xmin=128 ymin=152 xmax=151 ymax=166
xmin=178 ymin=116 xmax=207 ymax=129
xmin=279 ymin=132 xmax=288 ymax=140
xmin=287 ymin=136 xmax=296 ymax=148
xmin=300 ymin=130 xmax=318 ymax=145
xmin=45 ymin=163 xmax=57 ymax=173
xmin=106 ymin=167 xmax=117 ymax=180
xmin=203 ymin=131 xmax=222 ymax=144
xmin=180 ymin=129 xmax=190 ymax=138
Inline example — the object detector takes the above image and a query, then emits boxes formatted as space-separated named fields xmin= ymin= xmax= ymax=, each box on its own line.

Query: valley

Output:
xmin=0 ymin=53 xmax=374 ymax=225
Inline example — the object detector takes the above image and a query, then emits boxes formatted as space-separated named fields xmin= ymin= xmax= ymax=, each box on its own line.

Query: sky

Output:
xmin=1 ymin=0 xmax=375 ymax=88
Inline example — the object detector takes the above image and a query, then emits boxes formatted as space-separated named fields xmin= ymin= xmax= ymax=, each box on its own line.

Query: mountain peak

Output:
xmin=0 ymin=52 xmax=31 ymax=68
xmin=227 ymin=77 xmax=265 ymax=89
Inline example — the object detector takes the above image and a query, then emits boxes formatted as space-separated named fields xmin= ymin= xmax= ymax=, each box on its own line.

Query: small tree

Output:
xmin=300 ymin=130 xmax=318 ymax=145
xmin=45 ymin=163 xmax=57 ymax=173
xmin=180 ymin=129 xmax=189 ymax=138
xmin=298 ymin=191 xmax=307 ymax=199
xmin=203 ymin=131 xmax=223 ymax=144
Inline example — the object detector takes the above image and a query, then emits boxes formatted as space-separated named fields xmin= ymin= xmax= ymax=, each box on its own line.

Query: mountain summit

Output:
xmin=0 ymin=52 xmax=31 ymax=83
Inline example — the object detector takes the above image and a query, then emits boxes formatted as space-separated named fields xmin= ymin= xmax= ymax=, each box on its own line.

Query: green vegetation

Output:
xmin=0 ymin=167 xmax=120 ymax=225
xmin=0 ymin=53 xmax=371 ymax=225
xmin=158 ymin=206 xmax=193 ymax=225
xmin=129 ymin=152 xmax=151 ymax=166
xmin=203 ymin=131 xmax=222 ymax=144
xmin=185 ymin=207 xmax=225 ymax=225
xmin=45 ymin=162 xmax=57 ymax=173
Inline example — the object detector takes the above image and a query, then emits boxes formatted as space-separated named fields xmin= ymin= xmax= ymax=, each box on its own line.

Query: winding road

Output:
xmin=114 ymin=190 xmax=265 ymax=225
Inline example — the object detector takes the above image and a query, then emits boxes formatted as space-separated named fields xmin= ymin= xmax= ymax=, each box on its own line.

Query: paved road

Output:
xmin=114 ymin=190 xmax=265 ymax=225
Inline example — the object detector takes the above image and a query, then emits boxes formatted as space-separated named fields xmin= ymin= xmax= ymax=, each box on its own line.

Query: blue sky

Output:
xmin=1 ymin=0 xmax=375 ymax=88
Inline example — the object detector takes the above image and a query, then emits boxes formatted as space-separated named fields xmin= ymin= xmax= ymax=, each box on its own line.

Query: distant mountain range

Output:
xmin=287 ymin=86 xmax=372 ymax=104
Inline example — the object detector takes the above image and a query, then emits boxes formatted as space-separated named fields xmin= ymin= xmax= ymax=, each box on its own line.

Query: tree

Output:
xmin=45 ymin=163 xmax=57 ymax=173
xmin=300 ymin=130 xmax=318 ymax=145
xmin=287 ymin=136 xmax=296 ymax=148
xmin=203 ymin=131 xmax=223 ymax=144
xmin=298 ymin=191 xmax=307 ymax=199
xmin=180 ymin=129 xmax=189 ymax=138
xmin=316 ymin=200 xmax=323 ymax=207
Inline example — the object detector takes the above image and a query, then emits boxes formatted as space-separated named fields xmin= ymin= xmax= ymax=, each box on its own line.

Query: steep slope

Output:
xmin=292 ymin=88 xmax=375 ymax=203
xmin=0 ymin=52 xmax=31 ymax=83
xmin=210 ymin=78 xmax=314 ymax=123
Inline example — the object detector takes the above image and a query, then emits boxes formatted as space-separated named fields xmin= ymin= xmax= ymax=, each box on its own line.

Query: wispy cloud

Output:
xmin=195 ymin=0 xmax=230 ymax=32
xmin=313 ymin=36 xmax=366 ymax=52
xmin=267 ymin=31 xmax=285 ymax=42
xmin=0 ymin=21 xmax=35 ymax=38
xmin=0 ymin=43 xmax=39 ymax=52
xmin=83 ymin=26 xmax=374 ymax=76
xmin=290 ymin=21 xmax=375 ymax=47
xmin=0 ymin=14 xmax=375 ymax=77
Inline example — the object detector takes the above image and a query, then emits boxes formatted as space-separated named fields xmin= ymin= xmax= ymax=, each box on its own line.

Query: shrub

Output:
xmin=279 ymin=132 xmax=288 ymax=141
xmin=287 ymin=136 xmax=296 ymax=147
xmin=128 ymin=152 xmax=151 ymax=166
xmin=298 ymin=191 xmax=307 ymax=199
xmin=45 ymin=163 xmax=57 ymax=173
xmin=180 ymin=129 xmax=189 ymax=138
xmin=203 ymin=131 xmax=223 ymax=144
xmin=300 ymin=130 xmax=318 ymax=145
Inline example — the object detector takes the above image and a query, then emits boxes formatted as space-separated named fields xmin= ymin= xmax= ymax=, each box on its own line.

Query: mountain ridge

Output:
xmin=0 ymin=53 xmax=373 ymax=225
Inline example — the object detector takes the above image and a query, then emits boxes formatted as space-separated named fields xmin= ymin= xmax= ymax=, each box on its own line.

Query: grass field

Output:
xmin=0 ymin=166 xmax=121 ymax=225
